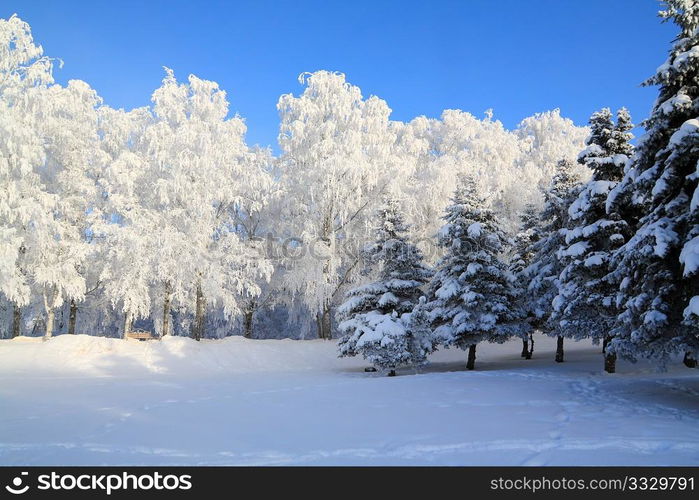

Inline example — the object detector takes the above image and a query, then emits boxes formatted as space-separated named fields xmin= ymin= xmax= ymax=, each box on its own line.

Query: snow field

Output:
xmin=0 ymin=334 xmax=697 ymax=465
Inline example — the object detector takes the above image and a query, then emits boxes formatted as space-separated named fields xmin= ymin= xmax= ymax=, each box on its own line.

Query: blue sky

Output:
xmin=2 ymin=1 xmax=676 ymax=149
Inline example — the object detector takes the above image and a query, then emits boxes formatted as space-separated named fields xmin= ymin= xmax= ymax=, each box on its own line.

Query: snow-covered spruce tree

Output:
xmin=524 ymin=159 xmax=584 ymax=362
xmin=509 ymin=204 xmax=540 ymax=359
xmin=607 ymin=1 xmax=699 ymax=367
xmin=428 ymin=177 xmax=529 ymax=370
xmin=553 ymin=108 xmax=633 ymax=373
xmin=337 ymin=196 xmax=432 ymax=375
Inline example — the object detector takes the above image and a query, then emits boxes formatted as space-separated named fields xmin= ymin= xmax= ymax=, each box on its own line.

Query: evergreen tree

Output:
xmin=509 ymin=204 xmax=540 ymax=359
xmin=404 ymin=295 xmax=436 ymax=368
xmin=428 ymin=178 xmax=529 ymax=370
xmin=553 ymin=108 xmax=634 ymax=373
xmin=524 ymin=160 xmax=583 ymax=362
xmin=607 ymin=1 xmax=699 ymax=367
xmin=337 ymin=197 xmax=433 ymax=375
xmin=609 ymin=108 xmax=634 ymax=158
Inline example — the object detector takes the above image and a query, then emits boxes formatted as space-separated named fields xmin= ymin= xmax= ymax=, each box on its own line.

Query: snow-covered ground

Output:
xmin=0 ymin=334 xmax=697 ymax=466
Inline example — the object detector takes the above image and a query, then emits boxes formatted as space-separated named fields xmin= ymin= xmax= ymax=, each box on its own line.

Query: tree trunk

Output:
xmin=42 ymin=285 xmax=57 ymax=339
xmin=466 ymin=344 xmax=477 ymax=370
xmin=315 ymin=313 xmax=322 ymax=340
xmin=604 ymin=352 xmax=617 ymax=373
xmin=12 ymin=304 xmax=21 ymax=338
xmin=58 ymin=306 xmax=65 ymax=332
xmin=243 ymin=306 xmax=254 ymax=339
xmin=45 ymin=308 xmax=55 ymax=339
xmin=193 ymin=282 xmax=205 ymax=341
xmin=555 ymin=336 xmax=564 ymax=363
xmin=316 ymin=304 xmax=332 ymax=340
xmin=123 ymin=311 xmax=133 ymax=339
xmin=521 ymin=338 xmax=529 ymax=358
xmin=525 ymin=333 xmax=534 ymax=360
xmin=603 ymin=335 xmax=616 ymax=373
xmin=162 ymin=281 xmax=172 ymax=338
xmin=68 ymin=299 xmax=77 ymax=335
xmin=683 ymin=352 xmax=698 ymax=369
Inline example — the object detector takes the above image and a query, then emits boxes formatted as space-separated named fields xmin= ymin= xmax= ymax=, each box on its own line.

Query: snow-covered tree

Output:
xmin=399 ymin=110 xmax=523 ymax=235
xmin=608 ymin=107 xmax=634 ymax=158
xmin=607 ymin=1 xmax=699 ymax=366
xmin=95 ymin=104 xmax=156 ymax=337
xmin=0 ymin=15 xmax=58 ymax=338
xmin=146 ymin=69 xmax=272 ymax=340
xmin=0 ymin=15 xmax=54 ymax=337
xmin=524 ymin=159 xmax=584 ymax=362
xmin=516 ymin=109 xmax=590 ymax=195
xmin=0 ymin=14 xmax=620 ymax=346
xmin=0 ymin=16 xmax=106 ymax=339
xmin=97 ymin=70 xmax=272 ymax=339
xmin=509 ymin=204 xmax=540 ymax=359
xmin=278 ymin=71 xmax=398 ymax=339
xmin=553 ymin=108 xmax=633 ymax=372
xmin=427 ymin=178 xmax=529 ymax=370
xmin=33 ymin=80 xmax=108 ymax=339
xmin=337 ymin=196 xmax=432 ymax=374
xmin=230 ymin=146 xmax=286 ymax=339
xmin=395 ymin=109 xmax=588 ymax=242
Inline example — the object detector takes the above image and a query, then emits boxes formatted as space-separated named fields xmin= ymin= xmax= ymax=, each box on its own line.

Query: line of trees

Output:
xmin=0 ymin=15 xmax=588 ymax=341
xmin=337 ymin=0 xmax=699 ymax=373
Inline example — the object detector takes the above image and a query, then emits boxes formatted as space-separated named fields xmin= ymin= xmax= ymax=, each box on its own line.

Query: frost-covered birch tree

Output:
xmin=229 ymin=146 xmax=284 ymax=339
xmin=278 ymin=71 xmax=398 ymax=339
xmin=0 ymin=15 xmax=55 ymax=337
xmin=33 ymin=80 xmax=109 ymax=338
xmin=0 ymin=16 xmax=104 ymax=339
xmin=95 ymin=104 xmax=156 ymax=337
xmin=516 ymin=109 xmax=590 ymax=193
xmin=395 ymin=109 xmax=587 ymax=242
xmin=141 ymin=69 xmax=272 ymax=340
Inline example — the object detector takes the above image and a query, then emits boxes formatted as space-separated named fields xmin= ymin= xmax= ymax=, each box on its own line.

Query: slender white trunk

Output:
xmin=123 ymin=311 xmax=133 ymax=339
xmin=42 ymin=285 xmax=57 ymax=339
xmin=45 ymin=309 xmax=55 ymax=339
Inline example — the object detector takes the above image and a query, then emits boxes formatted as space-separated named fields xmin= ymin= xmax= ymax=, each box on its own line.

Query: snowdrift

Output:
xmin=0 ymin=334 xmax=367 ymax=377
